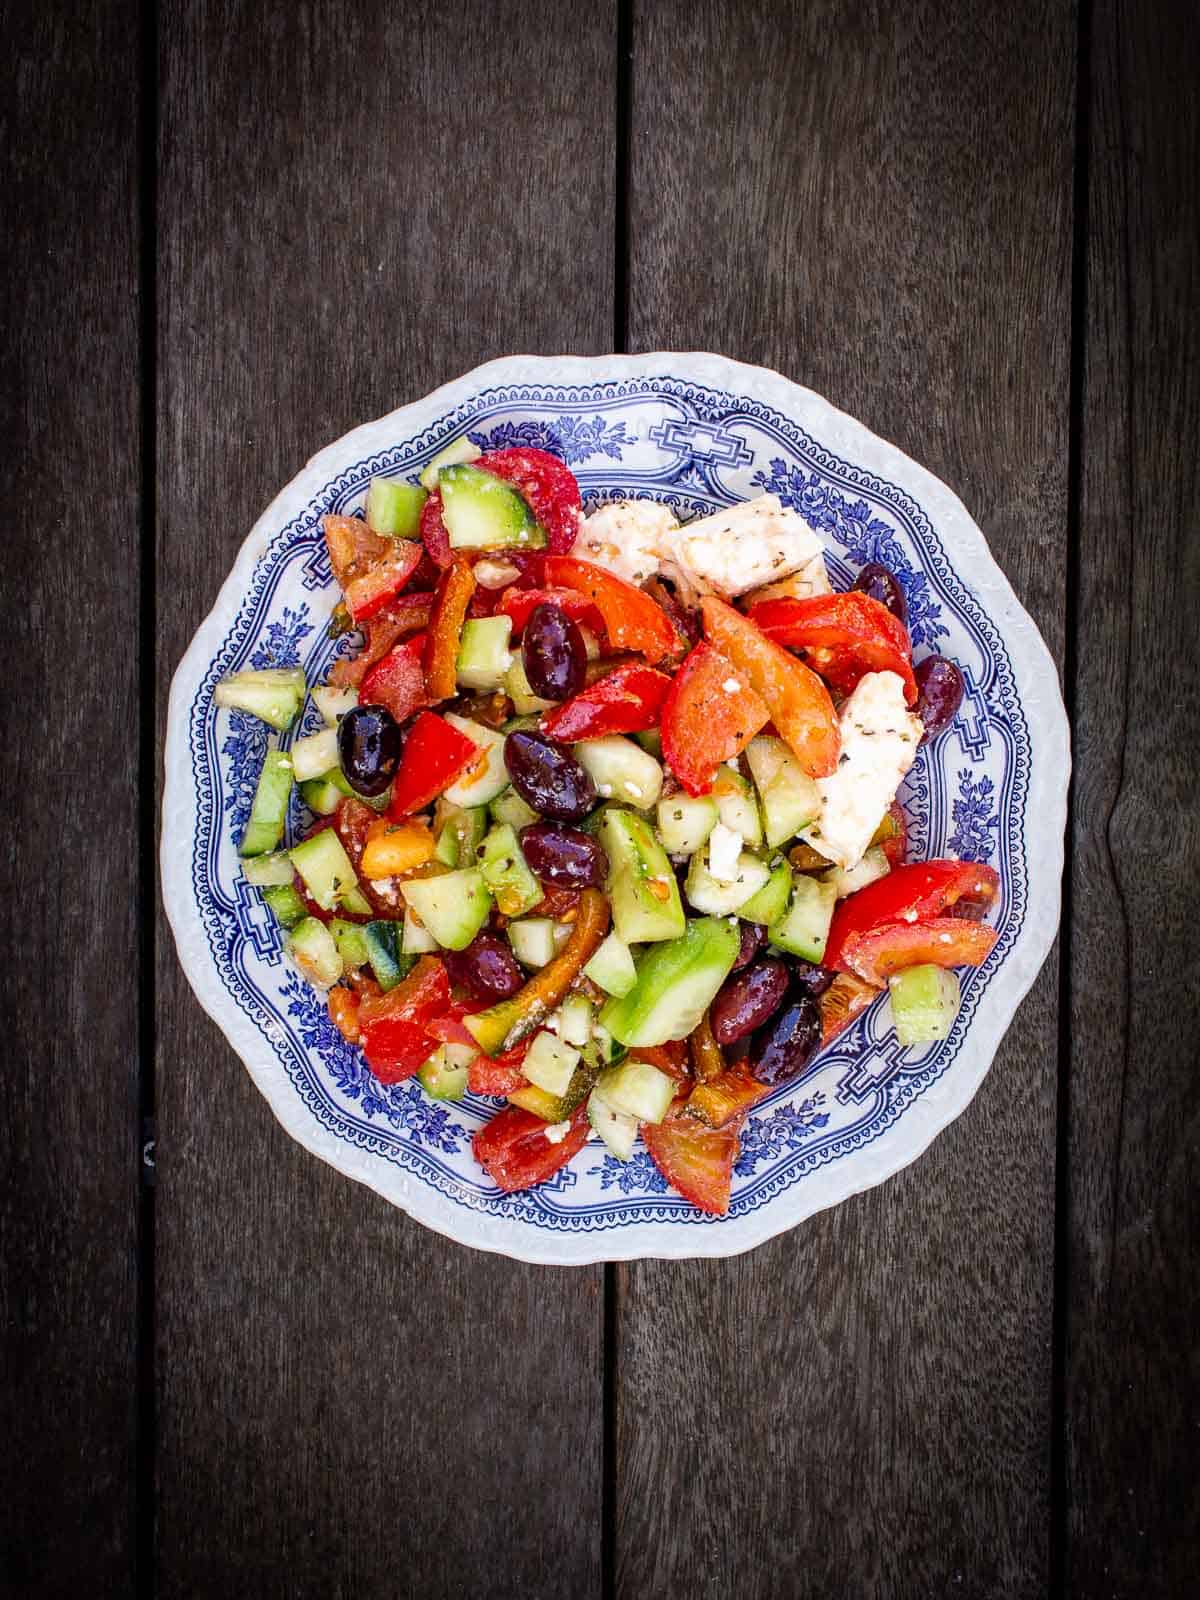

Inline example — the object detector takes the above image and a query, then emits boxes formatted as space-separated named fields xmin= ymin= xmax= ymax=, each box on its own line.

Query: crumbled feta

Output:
xmin=707 ymin=822 xmax=744 ymax=883
xmin=543 ymin=1120 xmax=573 ymax=1145
xmin=577 ymin=500 xmax=678 ymax=586
xmin=722 ymin=678 xmax=742 ymax=693
xmin=798 ymin=672 xmax=923 ymax=869
xmin=660 ymin=494 xmax=826 ymax=598
xmin=473 ymin=558 xmax=522 ymax=590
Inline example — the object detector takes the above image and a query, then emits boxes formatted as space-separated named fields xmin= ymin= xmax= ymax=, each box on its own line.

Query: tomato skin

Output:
xmin=359 ymin=633 xmax=430 ymax=724
xmin=543 ymin=557 xmax=681 ymax=665
xmin=660 ymin=641 xmax=770 ymax=796
xmin=641 ymin=1107 xmax=742 ymax=1215
xmin=472 ymin=1102 xmax=589 ymax=1192
xmin=329 ymin=593 xmax=435 ymax=690
xmin=467 ymin=1042 xmax=529 ymax=1097
xmin=841 ymin=918 xmax=998 ymax=985
xmin=750 ymin=591 xmax=918 ymax=705
xmin=420 ymin=490 xmax=453 ymax=568
xmin=424 ymin=555 xmax=477 ymax=702
xmin=823 ymin=859 xmax=1001 ymax=983
xmin=387 ymin=711 xmax=481 ymax=818
xmin=540 ymin=662 xmax=673 ymax=742
xmin=498 ymin=585 xmax=604 ymax=638
xmin=358 ymin=956 xmax=451 ymax=1082
xmin=700 ymin=596 xmax=840 ymax=778
xmin=476 ymin=447 xmax=583 ymax=554
xmin=323 ymin=514 xmax=392 ymax=590
xmin=818 ymin=972 xmax=879 ymax=1043
xmin=631 ymin=1040 xmax=690 ymax=1083
xmin=343 ymin=539 xmax=425 ymax=623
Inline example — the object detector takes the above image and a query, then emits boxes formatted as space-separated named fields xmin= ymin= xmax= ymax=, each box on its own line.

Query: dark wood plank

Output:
xmin=1064 ymin=1 xmax=1200 ymax=1592
xmin=617 ymin=3 xmax=1072 ymax=1595
xmin=155 ymin=4 xmax=615 ymax=1596
xmin=0 ymin=1 xmax=141 ymax=1592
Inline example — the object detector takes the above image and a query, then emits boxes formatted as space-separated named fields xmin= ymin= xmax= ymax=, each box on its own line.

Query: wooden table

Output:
xmin=5 ymin=1 xmax=1198 ymax=1595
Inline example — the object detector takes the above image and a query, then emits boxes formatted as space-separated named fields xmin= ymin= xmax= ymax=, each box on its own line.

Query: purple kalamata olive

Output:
xmin=504 ymin=731 xmax=597 ymax=822
xmin=709 ymin=958 xmax=791 ymax=1046
xmin=786 ymin=958 xmax=835 ymax=998
xmin=441 ymin=932 xmax=524 ymax=1003
xmin=914 ymin=656 xmax=965 ymax=742
xmin=522 ymin=602 xmax=587 ymax=702
xmin=520 ymin=822 xmax=608 ymax=888
xmin=750 ymin=995 xmax=822 ymax=1085
xmin=853 ymin=562 xmax=908 ymax=625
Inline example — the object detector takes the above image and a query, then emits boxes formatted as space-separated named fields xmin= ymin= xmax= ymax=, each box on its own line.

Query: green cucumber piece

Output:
xmin=599 ymin=916 xmax=740 ymax=1047
xmin=329 ymin=918 xmax=371 ymax=970
xmin=402 ymin=904 xmax=438 ymax=954
xmin=583 ymin=931 xmax=638 ymax=997
xmin=633 ymin=728 xmax=663 ymax=759
xmin=419 ymin=434 xmax=481 ymax=491
xmin=286 ymin=917 xmax=343 ymax=987
xmin=240 ymin=850 xmax=295 ymax=887
xmin=829 ymin=845 xmax=891 ymax=900
xmin=441 ymin=715 xmax=509 ymax=807
xmin=591 ymin=1022 xmax=626 ymax=1066
xmin=362 ymin=920 xmax=414 ymax=990
xmin=290 ymin=727 xmax=341 ymax=782
xmin=262 ymin=883 xmax=306 ymax=929
xmin=556 ymin=993 xmax=594 ymax=1049
xmin=654 ymin=794 xmax=719 ymax=857
xmin=456 ymin=616 xmax=514 ymax=691
xmin=310 ymin=683 xmax=357 ymax=725
xmin=439 ymin=463 xmax=546 ymax=550
xmin=340 ymin=883 xmax=374 ymax=917
xmin=503 ymin=654 xmax=554 ymax=715
xmin=888 ymin=964 xmax=961 ymax=1047
xmin=684 ymin=847 xmax=771 ymax=916
xmin=418 ymin=1041 xmax=475 ymax=1100
xmin=594 ymin=1057 xmax=676 ymax=1125
xmin=575 ymin=737 xmax=664 ymax=810
xmin=489 ymin=785 xmax=540 ymax=831
xmin=299 ymin=773 xmax=344 ymax=816
xmin=598 ymin=809 xmax=686 ymax=945
xmin=746 ymin=735 xmax=822 ymax=849
xmin=768 ymin=872 xmax=838 ymax=963
xmin=287 ymin=826 xmax=364 ymax=912
xmin=586 ymin=1088 xmax=639 ymax=1161
xmin=507 ymin=917 xmax=569 ymax=969
xmin=712 ymin=764 xmax=762 ymax=847
xmin=214 ymin=666 xmax=305 ymax=732
xmin=433 ymin=801 xmax=488 ymax=867
xmin=400 ymin=868 xmax=491 ymax=951
xmin=239 ymin=750 xmax=295 ymax=858
xmin=523 ymin=1030 xmax=582 ymax=1097
xmin=365 ymin=475 xmax=427 ymax=537
xmin=736 ymin=858 xmax=793 ymax=925
xmin=480 ymin=824 xmax=543 ymax=917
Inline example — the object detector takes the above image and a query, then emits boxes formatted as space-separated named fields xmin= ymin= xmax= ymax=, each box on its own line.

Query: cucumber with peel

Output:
xmin=746 ymin=735 xmax=822 ymax=849
xmin=489 ymin=785 xmax=540 ymax=831
xmin=600 ymin=917 xmax=740 ymax=1047
xmin=288 ymin=827 xmax=363 ymax=912
xmin=262 ymin=883 xmax=306 ymax=928
xmin=399 ymin=868 xmax=491 ymax=951
xmin=479 ymin=823 xmax=543 ymax=917
xmin=287 ymin=918 xmax=343 ymax=988
xmin=599 ymin=808 xmax=686 ymax=944
xmin=239 ymin=750 xmax=294 ymax=858
xmin=456 ymin=616 xmax=513 ymax=690
xmin=439 ymin=463 xmax=546 ymax=550
xmin=365 ymin=475 xmax=427 ymax=537
xmin=441 ymin=715 xmax=510 ymax=807
xmin=583 ymin=931 xmax=638 ymax=997
xmin=888 ymin=964 xmax=961 ymax=1047
xmin=290 ymin=727 xmax=341 ymax=782
xmin=299 ymin=773 xmax=344 ymax=816
xmin=684 ymin=847 xmax=771 ymax=916
xmin=586 ymin=1088 xmax=640 ymax=1161
xmin=419 ymin=434 xmax=481 ymax=490
xmin=433 ymin=801 xmax=488 ymax=867
xmin=522 ymin=1030 xmax=582 ymax=1097
xmin=504 ymin=654 xmax=555 ymax=715
xmin=712 ymin=764 xmax=762 ymax=846
xmin=594 ymin=1057 xmax=676 ymax=1125
xmin=329 ymin=918 xmax=371 ymax=970
xmin=575 ymin=737 xmax=664 ymax=810
xmin=362 ymin=920 xmax=414 ymax=990
xmin=418 ymin=1041 xmax=474 ymax=1100
xmin=768 ymin=872 xmax=838 ymax=963
xmin=736 ymin=858 xmax=793 ymax=925
xmin=215 ymin=666 xmax=305 ymax=731
xmin=241 ymin=850 xmax=295 ymax=887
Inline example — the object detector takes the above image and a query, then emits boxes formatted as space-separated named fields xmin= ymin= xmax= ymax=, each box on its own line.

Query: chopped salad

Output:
xmin=216 ymin=438 xmax=997 ymax=1215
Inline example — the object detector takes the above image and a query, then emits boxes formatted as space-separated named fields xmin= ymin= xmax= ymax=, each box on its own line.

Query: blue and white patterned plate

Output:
xmin=162 ymin=353 xmax=1069 ymax=1263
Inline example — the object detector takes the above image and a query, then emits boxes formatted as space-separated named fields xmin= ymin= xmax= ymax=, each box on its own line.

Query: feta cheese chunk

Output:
xmin=577 ymin=500 xmax=678 ymax=587
xmin=706 ymin=821 xmax=744 ymax=883
xmin=660 ymin=494 xmax=826 ymax=598
xmin=799 ymin=671 xmax=923 ymax=869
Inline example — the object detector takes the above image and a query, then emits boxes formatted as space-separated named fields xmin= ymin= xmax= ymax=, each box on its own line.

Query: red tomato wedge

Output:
xmin=475 ymin=447 xmax=583 ymax=554
xmin=641 ymin=1107 xmax=742 ymax=1216
xmin=419 ymin=490 xmax=453 ymax=568
xmin=659 ymin=641 xmax=770 ymax=795
xmin=358 ymin=956 xmax=451 ymax=1083
xmin=543 ymin=557 xmax=682 ymax=665
xmin=359 ymin=632 xmax=430 ymax=724
xmin=497 ymin=585 xmax=604 ymax=638
xmin=700 ymin=596 xmax=840 ymax=778
xmin=472 ymin=1102 xmax=589 ymax=1192
xmin=468 ymin=1042 xmax=530 ymax=1098
xmin=630 ymin=1040 xmax=690 ymax=1083
xmin=818 ymin=972 xmax=880 ymax=1043
xmin=424 ymin=555 xmax=477 ymax=702
xmin=342 ymin=539 xmax=424 ymax=623
xmin=750 ymin=592 xmax=918 ymax=705
xmin=322 ymin=514 xmax=392 ymax=590
xmin=329 ymin=592 xmax=435 ymax=689
xmin=387 ymin=711 xmax=482 ymax=817
xmin=540 ymin=662 xmax=673 ymax=742
xmin=842 ymin=918 xmax=999 ymax=985
xmin=823 ymin=859 xmax=1001 ymax=983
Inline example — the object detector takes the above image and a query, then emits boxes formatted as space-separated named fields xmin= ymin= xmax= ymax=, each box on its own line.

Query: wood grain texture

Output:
xmin=0 ymin=1 xmax=141 ymax=1592
xmin=617 ymin=3 xmax=1073 ymax=1595
xmin=1065 ymin=0 xmax=1200 ymax=1592
xmin=155 ymin=3 xmax=615 ymax=1596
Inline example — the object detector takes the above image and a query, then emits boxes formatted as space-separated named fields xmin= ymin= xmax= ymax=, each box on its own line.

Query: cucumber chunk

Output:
xmin=504 ymin=654 xmax=555 ymax=715
xmin=712 ymin=764 xmax=763 ymax=847
xmin=684 ymin=846 xmax=771 ymax=916
xmin=523 ymin=1030 xmax=582 ymax=1097
xmin=418 ymin=1041 xmax=474 ymax=1100
xmin=654 ymin=794 xmax=719 ymax=856
xmin=290 ymin=727 xmax=341 ymax=782
xmin=575 ymin=737 xmax=664 ymax=810
xmin=828 ymin=845 xmax=891 ymax=899
xmin=583 ymin=931 xmax=638 ymax=997
xmin=399 ymin=868 xmax=491 ymax=951
xmin=402 ymin=904 xmax=438 ymax=954
xmin=310 ymin=683 xmax=358 ymax=725
xmin=768 ymin=872 xmax=838 ymax=963
xmin=556 ymin=993 xmax=594 ymax=1048
xmin=888 ymin=963 xmax=961 ymax=1047
xmin=362 ymin=920 xmax=414 ymax=990
xmin=439 ymin=463 xmax=546 ymax=550
xmin=214 ymin=666 xmax=305 ymax=732
xmin=736 ymin=858 xmax=793 ymax=925
xmin=599 ymin=809 xmax=686 ymax=945
xmin=595 ymin=1057 xmax=676 ymax=1125
xmin=441 ymin=715 xmax=510 ymax=807
xmin=746 ymin=735 xmax=822 ymax=849
xmin=262 ymin=883 xmax=306 ymax=929
xmin=480 ymin=823 xmax=544 ymax=917
xmin=507 ymin=917 xmax=570 ymax=969
xmin=600 ymin=917 xmax=740 ymax=1047
xmin=288 ymin=826 xmax=364 ymax=912
xmin=419 ymin=434 xmax=481 ymax=491
xmin=286 ymin=917 xmax=343 ymax=988
xmin=586 ymin=1088 xmax=640 ymax=1161
xmin=633 ymin=728 xmax=663 ymax=759
xmin=328 ymin=918 xmax=371 ymax=970
xmin=239 ymin=750 xmax=295 ymax=858
xmin=489 ymin=785 xmax=540 ymax=831
xmin=240 ymin=850 xmax=296 ymax=887
xmin=299 ymin=772 xmax=344 ymax=816
xmin=365 ymin=475 xmax=427 ymax=538
xmin=433 ymin=801 xmax=488 ymax=868
xmin=456 ymin=616 xmax=514 ymax=691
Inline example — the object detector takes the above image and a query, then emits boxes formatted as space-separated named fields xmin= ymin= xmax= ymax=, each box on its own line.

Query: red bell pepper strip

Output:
xmin=539 ymin=661 xmax=673 ymax=741
xmin=424 ymin=555 xmax=477 ymax=702
xmin=387 ymin=711 xmax=482 ymax=817
xmin=823 ymin=859 xmax=1001 ymax=982
xmin=467 ymin=1041 xmax=530 ymax=1097
xmin=659 ymin=641 xmax=770 ymax=796
xmin=358 ymin=956 xmax=451 ymax=1083
xmin=543 ymin=557 xmax=682 ymax=665
xmin=700 ymin=596 xmax=841 ymax=778
xmin=476 ymin=447 xmax=583 ymax=554
xmin=343 ymin=539 xmax=425 ymax=623
xmin=750 ymin=591 xmax=918 ymax=705
xmin=641 ymin=1106 xmax=743 ymax=1216
xmin=497 ymin=585 xmax=604 ymax=638
xmin=420 ymin=490 xmax=453 ymax=569
xmin=472 ymin=1101 xmax=589 ymax=1192
xmin=359 ymin=632 xmax=430 ymax=724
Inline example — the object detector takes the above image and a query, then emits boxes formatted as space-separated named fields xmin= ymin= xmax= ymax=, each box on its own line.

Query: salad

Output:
xmin=215 ymin=437 xmax=998 ymax=1215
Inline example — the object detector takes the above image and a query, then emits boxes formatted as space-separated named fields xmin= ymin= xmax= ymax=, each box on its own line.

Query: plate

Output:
xmin=162 ymin=352 xmax=1069 ymax=1263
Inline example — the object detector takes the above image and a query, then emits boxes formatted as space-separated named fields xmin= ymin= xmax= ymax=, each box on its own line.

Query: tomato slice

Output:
xmin=818 ymin=971 xmax=881 ymax=1042
xmin=472 ymin=1102 xmax=589 ymax=1192
xmin=540 ymin=661 xmax=673 ymax=742
xmin=322 ymin=514 xmax=393 ymax=591
xmin=543 ymin=557 xmax=682 ymax=665
xmin=824 ymin=859 xmax=1001 ymax=982
xmin=630 ymin=1040 xmax=690 ymax=1083
xmin=841 ymin=918 xmax=999 ymax=985
xmin=660 ymin=641 xmax=770 ymax=796
xmin=641 ymin=1107 xmax=742 ymax=1215
xmin=476 ymin=447 xmax=583 ymax=554
xmin=700 ymin=596 xmax=840 ymax=778
xmin=358 ymin=956 xmax=451 ymax=1082
xmin=419 ymin=489 xmax=453 ymax=569
xmin=387 ymin=711 xmax=481 ymax=817
xmin=359 ymin=632 xmax=430 ymax=724
xmin=342 ymin=539 xmax=425 ymax=623
xmin=424 ymin=555 xmax=477 ymax=702
xmin=467 ymin=1041 xmax=529 ymax=1097
xmin=329 ymin=592 xmax=435 ymax=689
xmin=497 ymin=585 xmax=604 ymax=638
xmin=750 ymin=592 xmax=917 ymax=705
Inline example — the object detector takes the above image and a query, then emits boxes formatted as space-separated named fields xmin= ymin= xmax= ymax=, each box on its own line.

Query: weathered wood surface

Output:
xmin=0 ymin=0 xmax=143 ymax=1593
xmin=154 ymin=3 xmax=615 ymax=1596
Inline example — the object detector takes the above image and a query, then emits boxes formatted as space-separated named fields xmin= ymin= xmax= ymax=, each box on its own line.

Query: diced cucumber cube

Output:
xmin=523 ymin=1030 xmax=582 ymax=1097
xmin=362 ymin=920 xmax=414 ymax=990
xmin=768 ymin=872 xmax=838 ymax=963
xmin=286 ymin=917 xmax=343 ymax=988
xmin=214 ymin=666 xmax=305 ymax=732
xmin=400 ymin=868 xmax=492 ymax=951
xmin=239 ymin=750 xmax=295 ymax=858
xmin=402 ymin=904 xmax=438 ymax=954
xmin=419 ymin=434 xmax=481 ymax=491
xmin=365 ymin=475 xmax=427 ymax=538
xmin=575 ymin=736 xmax=664 ymax=810
xmin=504 ymin=654 xmax=555 ymax=715
xmin=290 ymin=727 xmax=341 ymax=782
xmin=583 ymin=932 xmax=638 ymax=997
xmin=684 ymin=847 xmax=771 ymax=916
xmin=310 ymin=683 xmax=357 ymax=725
xmin=489 ymin=785 xmax=540 ymax=831
xmin=712 ymin=764 xmax=762 ymax=846
xmin=888 ymin=964 xmax=961 ymax=1047
xmin=599 ymin=809 xmax=686 ymax=945
xmin=329 ymin=918 xmax=371 ymax=970
xmin=654 ymin=794 xmax=719 ymax=856
xmin=480 ymin=823 xmax=543 ymax=917
xmin=434 ymin=802 xmax=488 ymax=868
xmin=556 ymin=993 xmax=594 ymax=1049
xmin=261 ymin=883 xmax=306 ymax=929
xmin=418 ymin=1041 xmax=475 ymax=1101
xmin=595 ymin=1057 xmax=676 ymax=1125
xmin=829 ymin=846 xmax=891 ymax=900
xmin=441 ymin=715 xmax=510 ymax=807
xmin=440 ymin=463 xmax=546 ymax=550
xmin=586 ymin=1088 xmax=639 ymax=1161
xmin=299 ymin=773 xmax=344 ymax=816
xmin=507 ymin=917 xmax=569 ymax=969
xmin=746 ymin=735 xmax=822 ymax=849
xmin=736 ymin=858 xmax=793 ymax=925
xmin=456 ymin=616 xmax=514 ymax=691
xmin=241 ymin=850 xmax=296 ymax=887
xmin=288 ymin=827 xmax=364 ymax=913
xmin=600 ymin=917 xmax=740 ymax=1048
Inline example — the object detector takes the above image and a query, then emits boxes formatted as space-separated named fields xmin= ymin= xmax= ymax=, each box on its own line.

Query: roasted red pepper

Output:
xmin=359 ymin=632 xmax=429 ymax=724
xmin=424 ymin=554 xmax=477 ymax=702
xmin=387 ymin=711 xmax=482 ymax=817
xmin=472 ymin=1101 xmax=589 ymax=1193
xmin=498 ymin=584 xmax=604 ymax=638
xmin=540 ymin=661 xmax=673 ymax=741
xmin=660 ymin=641 xmax=770 ymax=796
xmin=476 ymin=447 xmax=583 ymax=554
xmin=358 ymin=956 xmax=451 ymax=1083
xmin=543 ymin=557 xmax=682 ymax=665
xmin=823 ymin=859 xmax=1001 ymax=984
xmin=750 ymin=591 xmax=918 ymax=705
